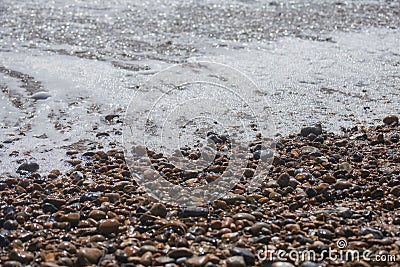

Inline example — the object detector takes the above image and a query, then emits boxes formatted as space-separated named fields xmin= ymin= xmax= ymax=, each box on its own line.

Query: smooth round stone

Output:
xmin=150 ymin=203 xmax=167 ymax=218
xmin=383 ymin=115 xmax=399 ymax=125
xmin=186 ymin=255 xmax=209 ymax=267
xmin=98 ymin=219 xmax=119 ymax=234
xmin=77 ymin=248 xmax=103 ymax=265
xmin=226 ymin=256 xmax=246 ymax=267
xmin=277 ymin=173 xmax=290 ymax=187
xmin=233 ymin=213 xmax=256 ymax=222
xmin=89 ymin=210 xmax=107 ymax=220
xmin=30 ymin=91 xmax=51 ymax=100
xmin=167 ymin=248 xmax=194 ymax=259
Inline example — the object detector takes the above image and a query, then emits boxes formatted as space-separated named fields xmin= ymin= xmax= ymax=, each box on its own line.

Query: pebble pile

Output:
xmin=0 ymin=115 xmax=399 ymax=267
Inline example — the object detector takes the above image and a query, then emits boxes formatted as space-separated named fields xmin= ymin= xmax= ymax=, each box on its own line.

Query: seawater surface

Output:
xmin=1 ymin=0 xmax=399 ymax=174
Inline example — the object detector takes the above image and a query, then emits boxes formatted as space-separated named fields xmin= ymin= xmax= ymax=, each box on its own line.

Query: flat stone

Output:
xmin=179 ymin=206 xmax=208 ymax=218
xmin=167 ymin=248 xmax=194 ymax=258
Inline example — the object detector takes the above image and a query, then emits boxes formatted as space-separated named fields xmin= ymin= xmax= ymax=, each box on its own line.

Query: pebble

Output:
xmin=98 ymin=219 xmax=119 ymax=234
xmin=318 ymin=228 xmax=334 ymax=240
xmin=229 ymin=247 xmax=255 ymax=265
xmin=3 ymin=220 xmax=18 ymax=230
xmin=17 ymin=162 xmax=39 ymax=173
xmin=77 ymin=248 xmax=103 ymax=265
xmin=179 ymin=206 xmax=208 ymax=218
xmin=186 ymin=255 xmax=209 ymax=267
xmin=300 ymin=124 xmax=323 ymax=137
xmin=0 ymin=234 xmax=10 ymax=247
xmin=250 ymin=222 xmax=269 ymax=235
xmin=30 ymin=91 xmax=51 ymax=100
xmin=277 ymin=173 xmax=290 ymax=187
xmin=383 ymin=115 xmax=399 ymax=125
xmin=226 ymin=256 xmax=246 ymax=267
xmin=89 ymin=210 xmax=107 ymax=220
xmin=9 ymin=249 xmax=34 ymax=264
xmin=168 ymin=247 xmax=194 ymax=258
xmin=233 ymin=213 xmax=256 ymax=222
xmin=150 ymin=203 xmax=168 ymax=218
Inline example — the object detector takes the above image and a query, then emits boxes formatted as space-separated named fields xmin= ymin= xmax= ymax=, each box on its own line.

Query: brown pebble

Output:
xmin=98 ymin=219 xmax=119 ymax=234
xmin=77 ymin=248 xmax=103 ymax=265
xmin=167 ymin=247 xmax=193 ymax=258
xmin=186 ymin=255 xmax=209 ymax=267
xmin=89 ymin=210 xmax=107 ymax=220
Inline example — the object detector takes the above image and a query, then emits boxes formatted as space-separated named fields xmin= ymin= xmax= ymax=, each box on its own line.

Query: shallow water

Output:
xmin=0 ymin=0 xmax=399 ymax=174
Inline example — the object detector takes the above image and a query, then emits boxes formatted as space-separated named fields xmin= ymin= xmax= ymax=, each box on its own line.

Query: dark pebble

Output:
xmin=179 ymin=206 xmax=208 ymax=218
xmin=318 ymin=228 xmax=334 ymax=240
xmin=0 ymin=234 xmax=10 ymax=247
xmin=229 ymin=247 xmax=255 ymax=265
xmin=296 ymin=234 xmax=313 ymax=244
xmin=3 ymin=220 xmax=18 ymax=230
xmin=383 ymin=115 xmax=399 ymax=125
xmin=300 ymin=124 xmax=323 ymax=137
xmin=305 ymin=187 xmax=318 ymax=198
xmin=360 ymin=228 xmax=383 ymax=239
xmin=17 ymin=162 xmax=39 ymax=173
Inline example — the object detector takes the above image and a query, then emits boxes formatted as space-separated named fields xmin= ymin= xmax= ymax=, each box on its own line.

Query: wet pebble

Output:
xmin=168 ymin=247 xmax=194 ymax=258
xmin=9 ymin=249 xmax=34 ymax=264
xmin=17 ymin=162 xmax=39 ymax=173
xmin=77 ymin=247 xmax=103 ymax=265
xmin=179 ymin=206 xmax=208 ymax=218
xmin=150 ymin=203 xmax=168 ymax=218
xmin=98 ymin=219 xmax=119 ymax=234
xmin=383 ymin=115 xmax=399 ymax=125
